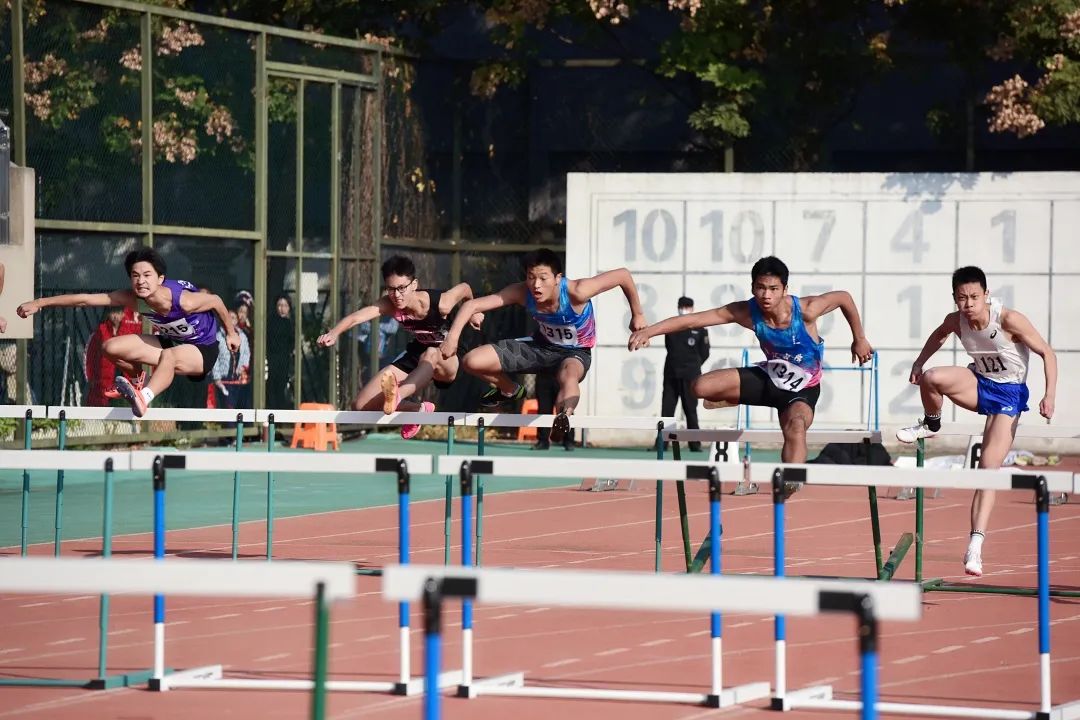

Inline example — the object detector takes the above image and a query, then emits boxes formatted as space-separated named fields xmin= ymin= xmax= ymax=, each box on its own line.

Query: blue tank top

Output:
xmin=142 ymin=279 xmax=220 ymax=347
xmin=749 ymin=295 xmax=823 ymax=390
xmin=526 ymin=277 xmax=596 ymax=349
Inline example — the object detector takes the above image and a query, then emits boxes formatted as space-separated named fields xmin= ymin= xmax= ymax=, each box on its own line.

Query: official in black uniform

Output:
xmin=662 ymin=296 xmax=710 ymax=452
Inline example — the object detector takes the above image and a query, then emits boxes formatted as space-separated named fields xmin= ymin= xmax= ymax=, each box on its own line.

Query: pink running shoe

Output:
xmin=113 ymin=375 xmax=149 ymax=418
xmin=401 ymin=401 xmax=435 ymax=440
xmin=380 ymin=371 xmax=400 ymax=415
xmin=104 ymin=371 xmax=146 ymax=400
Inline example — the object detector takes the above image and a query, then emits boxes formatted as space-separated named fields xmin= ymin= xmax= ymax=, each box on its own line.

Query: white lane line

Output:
xmin=892 ymin=655 xmax=926 ymax=665
xmin=60 ymin=596 xmax=95 ymax=603
xmin=107 ymin=629 xmax=135 ymax=636
xmin=489 ymin=614 xmax=517 ymax=620
xmin=254 ymin=653 xmax=291 ymax=662
xmin=254 ymin=606 xmax=286 ymax=613
xmin=932 ymin=645 xmax=964 ymax=655
xmin=0 ymin=648 xmax=24 ymax=655
xmin=524 ymin=608 xmax=550 ymax=614
xmin=207 ymin=613 xmax=240 ymax=620
xmin=640 ymin=639 xmax=673 ymax=648
xmin=541 ymin=658 xmax=581 ymax=668
xmin=1007 ymin=628 xmax=1033 ymax=636
xmin=972 ymin=636 xmax=999 ymax=644
xmin=18 ymin=602 xmax=53 ymax=608
xmin=685 ymin=630 xmax=711 ymax=638
xmin=45 ymin=637 xmax=85 ymax=646
xmin=595 ymin=648 xmax=628 ymax=657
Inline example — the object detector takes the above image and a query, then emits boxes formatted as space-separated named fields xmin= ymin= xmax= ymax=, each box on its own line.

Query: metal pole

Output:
xmin=267 ymin=413 xmax=275 ymax=561
xmin=443 ymin=416 xmax=454 ymax=565
xmin=19 ymin=408 xmax=31 ymax=555
xmin=54 ymin=410 xmax=66 ymax=555
xmin=96 ymin=458 xmax=115 ymax=679
xmin=231 ymin=412 xmax=244 ymax=560
xmin=475 ymin=417 xmax=485 ymax=566
xmin=311 ymin=582 xmax=329 ymax=720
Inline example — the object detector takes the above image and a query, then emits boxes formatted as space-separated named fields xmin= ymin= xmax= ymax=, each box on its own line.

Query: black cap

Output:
xmin=677 ymin=296 xmax=694 ymax=308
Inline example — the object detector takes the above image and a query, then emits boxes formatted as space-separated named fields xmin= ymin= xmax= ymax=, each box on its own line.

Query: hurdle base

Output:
xmin=465 ymin=678 xmax=768 ymax=707
xmin=922 ymin=577 xmax=1080 ymax=599
xmin=0 ymin=677 xmax=95 ymax=688
xmin=1047 ymin=697 xmax=1080 ymax=720
xmin=789 ymin=696 xmax=1042 ymax=719
xmin=705 ymin=681 xmax=773 ymax=708
xmin=395 ymin=670 xmax=465 ymax=696
xmin=457 ymin=671 xmax=525 ymax=698
xmin=149 ymin=665 xmax=220 ymax=691
xmin=87 ymin=668 xmax=158 ymax=690
xmin=770 ymin=684 xmax=833 ymax=711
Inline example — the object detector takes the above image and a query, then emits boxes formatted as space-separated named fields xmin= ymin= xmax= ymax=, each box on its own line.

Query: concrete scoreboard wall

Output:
xmin=565 ymin=172 xmax=1079 ymax=433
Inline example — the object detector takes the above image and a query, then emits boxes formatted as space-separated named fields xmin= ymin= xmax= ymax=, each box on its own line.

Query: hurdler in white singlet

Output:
xmin=958 ymin=298 xmax=1029 ymax=384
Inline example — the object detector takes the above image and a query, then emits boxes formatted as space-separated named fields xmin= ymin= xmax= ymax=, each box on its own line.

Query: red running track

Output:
xmin=1 ymin=475 xmax=1079 ymax=719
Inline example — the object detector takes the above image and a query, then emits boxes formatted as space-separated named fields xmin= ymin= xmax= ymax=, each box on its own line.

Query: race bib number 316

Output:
xmin=539 ymin=322 xmax=579 ymax=346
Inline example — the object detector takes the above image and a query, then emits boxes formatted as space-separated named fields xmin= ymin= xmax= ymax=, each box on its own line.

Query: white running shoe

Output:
xmin=964 ymin=549 xmax=983 ymax=577
xmin=896 ymin=419 xmax=938 ymax=444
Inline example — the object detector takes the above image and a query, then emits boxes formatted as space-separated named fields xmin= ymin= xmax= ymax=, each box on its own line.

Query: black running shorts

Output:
xmin=737 ymin=366 xmax=821 ymax=411
xmin=491 ymin=337 xmax=592 ymax=377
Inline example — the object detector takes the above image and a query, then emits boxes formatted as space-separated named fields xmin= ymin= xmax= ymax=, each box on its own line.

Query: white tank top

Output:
xmin=958 ymin=298 xmax=1029 ymax=384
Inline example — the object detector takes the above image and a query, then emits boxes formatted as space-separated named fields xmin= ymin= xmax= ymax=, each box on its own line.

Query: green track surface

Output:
xmin=0 ymin=434 xmax=737 ymax=548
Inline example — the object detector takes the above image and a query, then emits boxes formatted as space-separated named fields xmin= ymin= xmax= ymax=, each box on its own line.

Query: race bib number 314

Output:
xmin=761 ymin=358 xmax=810 ymax=391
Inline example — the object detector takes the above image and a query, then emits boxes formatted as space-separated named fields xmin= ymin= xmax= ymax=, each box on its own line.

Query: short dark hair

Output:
xmin=381 ymin=255 xmax=416 ymax=281
xmin=952 ymin=266 xmax=987 ymax=293
xmin=124 ymin=247 xmax=166 ymax=276
xmin=677 ymin=296 xmax=694 ymax=308
xmin=750 ymin=256 xmax=789 ymax=287
xmin=523 ymin=248 xmax=563 ymax=276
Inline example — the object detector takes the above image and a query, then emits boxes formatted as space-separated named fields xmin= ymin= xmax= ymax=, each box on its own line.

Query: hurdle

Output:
xmin=134 ymin=450 xmax=467 ymax=696
xmin=666 ymin=427 xmax=886 ymax=574
xmin=438 ymin=456 xmax=773 ymax=707
xmin=0 ymin=449 xmax=159 ymax=689
xmin=0 ymin=556 xmax=354 ymax=720
xmin=753 ymin=461 xmax=1079 ymax=719
xmin=383 ymin=564 xmax=922 ymax=720
xmin=44 ymin=407 xmax=258 ymax=560
xmin=908 ymin=422 xmax=1080 ymax=597
xmin=0 ymin=405 xmax=49 ymax=555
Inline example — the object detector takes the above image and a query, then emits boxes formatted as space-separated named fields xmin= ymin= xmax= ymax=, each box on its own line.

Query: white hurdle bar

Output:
xmin=42 ymin=406 xmax=676 ymax=431
xmin=665 ymin=427 xmax=883 ymax=444
xmin=758 ymin=462 xmax=1078 ymax=719
xmin=134 ymin=451 xmax=455 ymax=697
xmin=384 ymin=564 xmax=921 ymax=720
xmin=437 ymin=455 xmax=766 ymax=709
xmin=45 ymin=406 xmax=258 ymax=422
xmin=0 ymin=556 xmax=353 ymax=712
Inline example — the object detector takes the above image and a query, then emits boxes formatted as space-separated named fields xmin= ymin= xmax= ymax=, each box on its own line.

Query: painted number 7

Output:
xmin=803 ymin=209 xmax=836 ymax=262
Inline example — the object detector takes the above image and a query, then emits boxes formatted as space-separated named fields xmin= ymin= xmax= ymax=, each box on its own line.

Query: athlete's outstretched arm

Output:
xmin=440 ymin=282 xmax=484 ymax=330
xmin=907 ymin=314 xmax=958 ymax=384
xmin=317 ymin=298 xmax=393 ymax=347
xmin=802 ymin=290 xmax=873 ymax=364
xmin=627 ymin=302 xmax=749 ymax=351
xmin=1003 ymin=309 xmax=1057 ymax=420
xmin=17 ymin=289 xmax=133 ymax=318
xmin=440 ymin=283 xmax=528 ymax=359
xmin=181 ymin=290 xmax=241 ymax=351
xmin=567 ymin=268 xmax=646 ymax=331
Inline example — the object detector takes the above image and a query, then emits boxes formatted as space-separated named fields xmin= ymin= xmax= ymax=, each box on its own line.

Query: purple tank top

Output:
xmin=143 ymin=279 xmax=219 ymax=346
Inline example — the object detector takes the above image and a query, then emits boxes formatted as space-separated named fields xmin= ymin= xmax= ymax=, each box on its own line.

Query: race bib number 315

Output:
xmin=539 ymin=322 xmax=579 ymax=346
xmin=153 ymin=318 xmax=195 ymax=339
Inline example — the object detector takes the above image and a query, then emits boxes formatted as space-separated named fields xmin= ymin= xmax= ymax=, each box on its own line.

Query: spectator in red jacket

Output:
xmin=84 ymin=307 xmax=141 ymax=406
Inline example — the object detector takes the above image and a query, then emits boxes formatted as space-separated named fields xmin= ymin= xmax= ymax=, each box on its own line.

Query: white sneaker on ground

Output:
xmin=964 ymin=549 xmax=983 ymax=577
xmin=896 ymin=419 xmax=938 ymax=444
